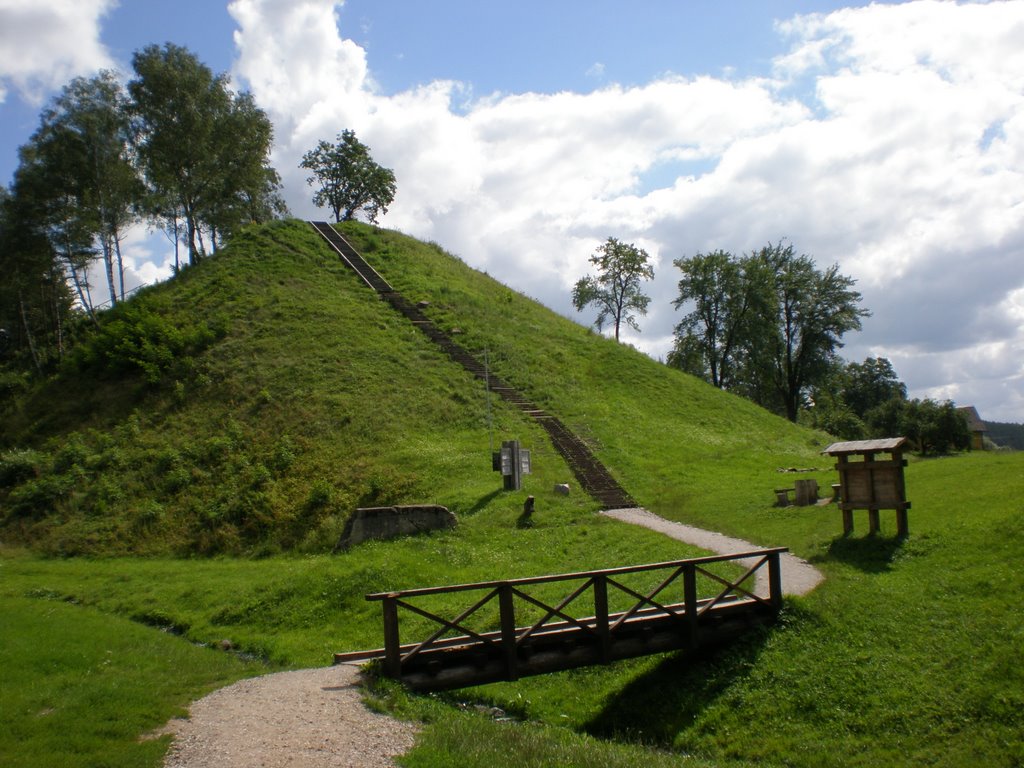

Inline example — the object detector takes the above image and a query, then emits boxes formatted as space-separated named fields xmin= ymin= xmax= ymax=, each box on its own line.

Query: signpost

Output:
xmin=823 ymin=437 xmax=910 ymax=536
xmin=493 ymin=439 xmax=531 ymax=490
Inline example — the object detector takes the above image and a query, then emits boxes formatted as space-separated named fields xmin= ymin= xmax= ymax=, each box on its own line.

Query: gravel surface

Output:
xmin=600 ymin=507 xmax=824 ymax=596
xmin=156 ymin=508 xmax=821 ymax=766
xmin=158 ymin=665 xmax=416 ymax=768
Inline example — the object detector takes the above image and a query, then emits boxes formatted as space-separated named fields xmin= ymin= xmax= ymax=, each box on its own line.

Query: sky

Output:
xmin=1 ymin=0 xmax=1023 ymax=423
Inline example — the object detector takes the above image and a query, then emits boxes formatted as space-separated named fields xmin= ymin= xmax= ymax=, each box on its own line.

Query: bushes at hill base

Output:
xmin=0 ymin=423 xmax=364 ymax=556
xmin=807 ymin=395 xmax=971 ymax=455
xmin=866 ymin=397 xmax=970 ymax=455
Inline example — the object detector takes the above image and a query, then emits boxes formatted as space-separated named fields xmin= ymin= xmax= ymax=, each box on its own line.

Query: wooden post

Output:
xmin=836 ymin=454 xmax=849 ymax=509
xmin=868 ymin=509 xmax=880 ymax=535
xmin=502 ymin=440 xmax=523 ymax=491
xmin=768 ymin=552 xmax=783 ymax=611
xmin=382 ymin=595 xmax=401 ymax=679
xmin=499 ymin=584 xmax=519 ymax=680
xmin=842 ymin=508 xmax=854 ymax=535
xmin=593 ymin=575 xmax=610 ymax=663
xmin=683 ymin=563 xmax=699 ymax=648
xmin=896 ymin=508 xmax=909 ymax=537
xmin=865 ymin=452 xmax=877 ymax=516
xmin=836 ymin=454 xmax=854 ymax=534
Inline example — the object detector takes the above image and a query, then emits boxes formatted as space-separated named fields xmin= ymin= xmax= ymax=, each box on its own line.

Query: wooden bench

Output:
xmin=775 ymin=479 xmax=821 ymax=507
xmin=774 ymin=488 xmax=795 ymax=506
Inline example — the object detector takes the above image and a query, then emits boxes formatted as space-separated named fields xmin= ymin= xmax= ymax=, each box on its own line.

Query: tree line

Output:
xmin=0 ymin=43 xmax=286 ymax=374
xmin=572 ymin=238 xmax=971 ymax=452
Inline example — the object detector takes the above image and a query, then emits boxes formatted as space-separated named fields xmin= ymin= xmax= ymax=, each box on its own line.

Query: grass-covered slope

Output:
xmin=337 ymin=220 xmax=829 ymax=515
xmin=0 ymin=218 xmax=826 ymax=556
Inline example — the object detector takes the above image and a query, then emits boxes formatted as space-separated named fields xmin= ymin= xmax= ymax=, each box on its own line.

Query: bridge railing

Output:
xmin=362 ymin=548 xmax=785 ymax=681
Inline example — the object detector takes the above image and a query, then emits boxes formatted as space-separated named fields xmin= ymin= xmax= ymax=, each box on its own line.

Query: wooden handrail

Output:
xmin=514 ymin=580 xmax=598 ymax=645
xmin=365 ymin=548 xmax=788 ymax=600
xmin=695 ymin=556 xmax=771 ymax=617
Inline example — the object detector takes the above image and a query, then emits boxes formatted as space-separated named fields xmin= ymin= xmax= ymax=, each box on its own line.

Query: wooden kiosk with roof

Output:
xmin=823 ymin=437 xmax=910 ymax=537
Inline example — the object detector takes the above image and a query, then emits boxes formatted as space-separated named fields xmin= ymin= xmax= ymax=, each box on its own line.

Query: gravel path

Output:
xmin=157 ymin=508 xmax=821 ymax=766
xmin=158 ymin=665 xmax=416 ymax=768
xmin=600 ymin=507 xmax=824 ymax=596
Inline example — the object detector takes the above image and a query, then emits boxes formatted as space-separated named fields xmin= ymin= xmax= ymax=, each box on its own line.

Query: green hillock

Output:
xmin=0 ymin=218 xmax=826 ymax=556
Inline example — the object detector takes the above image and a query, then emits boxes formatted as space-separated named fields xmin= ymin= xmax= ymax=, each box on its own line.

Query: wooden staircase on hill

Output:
xmin=309 ymin=221 xmax=636 ymax=510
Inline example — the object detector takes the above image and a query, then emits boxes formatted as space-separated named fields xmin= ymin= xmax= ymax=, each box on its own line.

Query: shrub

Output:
xmin=306 ymin=478 xmax=333 ymax=510
xmin=132 ymin=500 xmax=164 ymax=532
xmin=195 ymin=436 xmax=236 ymax=468
xmin=163 ymin=466 xmax=193 ymax=493
xmin=72 ymin=303 xmax=223 ymax=385
xmin=0 ymin=368 xmax=31 ymax=404
xmin=6 ymin=472 xmax=77 ymax=519
xmin=52 ymin=438 xmax=89 ymax=473
xmin=0 ymin=448 xmax=44 ymax=488
xmin=248 ymin=463 xmax=272 ymax=490
xmin=270 ymin=435 xmax=296 ymax=472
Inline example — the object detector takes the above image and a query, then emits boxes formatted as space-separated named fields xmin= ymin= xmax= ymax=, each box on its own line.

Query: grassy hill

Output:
xmin=0 ymin=218 xmax=825 ymax=556
xmin=3 ymin=219 xmax=1021 ymax=767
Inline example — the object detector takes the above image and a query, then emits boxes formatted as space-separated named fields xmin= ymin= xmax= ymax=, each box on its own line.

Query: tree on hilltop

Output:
xmin=0 ymin=184 xmax=75 ymax=371
xmin=28 ymin=72 xmax=140 ymax=307
xmin=130 ymin=43 xmax=282 ymax=265
xmin=9 ymin=72 xmax=139 ymax=318
xmin=1 ymin=45 xmax=285 ymax=377
xmin=300 ymin=130 xmax=397 ymax=224
xmin=11 ymin=134 xmax=100 ymax=322
xmin=572 ymin=237 xmax=654 ymax=342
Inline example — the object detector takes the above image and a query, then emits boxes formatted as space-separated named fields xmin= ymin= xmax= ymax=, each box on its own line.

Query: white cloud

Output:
xmin=229 ymin=0 xmax=1024 ymax=422
xmin=230 ymin=0 xmax=371 ymax=139
xmin=0 ymin=0 xmax=115 ymax=104
xmin=121 ymin=225 xmax=178 ymax=290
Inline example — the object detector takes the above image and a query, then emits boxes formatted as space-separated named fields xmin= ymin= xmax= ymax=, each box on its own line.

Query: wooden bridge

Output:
xmin=335 ymin=548 xmax=786 ymax=690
